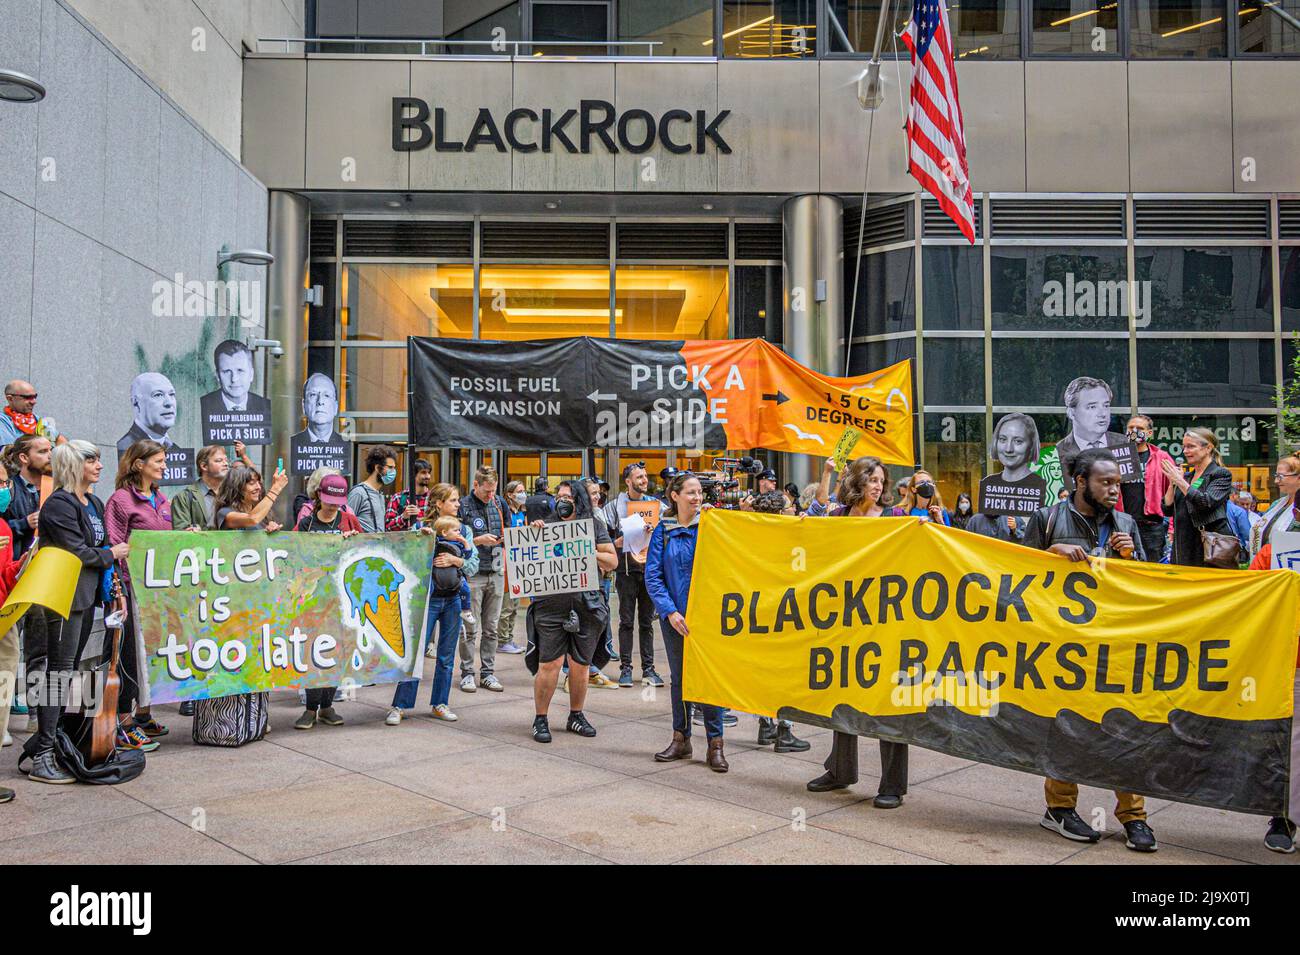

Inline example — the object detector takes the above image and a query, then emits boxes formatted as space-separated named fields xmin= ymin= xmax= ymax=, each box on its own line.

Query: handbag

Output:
xmin=1190 ymin=507 xmax=1240 ymax=569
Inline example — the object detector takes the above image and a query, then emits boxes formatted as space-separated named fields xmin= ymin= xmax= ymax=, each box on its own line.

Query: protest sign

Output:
xmin=1270 ymin=531 xmax=1300 ymax=571
xmin=830 ymin=425 xmax=863 ymax=471
xmin=503 ymin=519 xmax=599 ymax=598
xmin=683 ymin=510 xmax=1300 ymax=815
xmin=128 ymin=530 xmax=433 ymax=704
xmin=625 ymin=500 xmax=661 ymax=563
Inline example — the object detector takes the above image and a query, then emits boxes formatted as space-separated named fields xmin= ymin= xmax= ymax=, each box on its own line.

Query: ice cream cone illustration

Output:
xmin=343 ymin=556 xmax=407 ymax=660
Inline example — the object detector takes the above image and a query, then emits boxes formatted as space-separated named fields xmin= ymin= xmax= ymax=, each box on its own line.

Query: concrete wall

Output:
xmin=242 ymin=53 xmax=1300 ymax=195
xmin=0 ymin=0 xmax=270 ymax=460
xmin=66 ymin=0 xmax=304 ymax=157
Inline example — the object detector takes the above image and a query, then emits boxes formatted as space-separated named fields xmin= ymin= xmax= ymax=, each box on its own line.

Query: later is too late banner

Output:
xmin=407 ymin=336 xmax=915 ymax=465
xmin=683 ymin=510 xmax=1300 ymax=817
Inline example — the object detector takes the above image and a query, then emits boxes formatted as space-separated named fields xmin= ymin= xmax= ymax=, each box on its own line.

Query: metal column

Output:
xmin=266 ymin=190 xmax=309 ymax=523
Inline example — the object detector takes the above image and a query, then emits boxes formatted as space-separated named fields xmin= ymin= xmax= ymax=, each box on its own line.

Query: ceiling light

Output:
xmin=501 ymin=307 xmax=624 ymax=322
xmin=218 ymin=248 xmax=275 ymax=267
xmin=1161 ymin=14 xmax=1223 ymax=35
xmin=0 ymin=69 xmax=44 ymax=103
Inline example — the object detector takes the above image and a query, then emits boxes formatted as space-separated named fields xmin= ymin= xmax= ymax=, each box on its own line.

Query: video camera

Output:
xmin=659 ymin=455 xmax=767 ymax=508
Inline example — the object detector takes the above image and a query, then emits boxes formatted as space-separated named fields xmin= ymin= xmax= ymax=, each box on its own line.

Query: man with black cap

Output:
xmin=525 ymin=478 xmax=554 ymax=524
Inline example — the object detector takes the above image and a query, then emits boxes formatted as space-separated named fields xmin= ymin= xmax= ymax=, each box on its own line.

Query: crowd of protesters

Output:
xmin=0 ymin=375 xmax=1295 ymax=856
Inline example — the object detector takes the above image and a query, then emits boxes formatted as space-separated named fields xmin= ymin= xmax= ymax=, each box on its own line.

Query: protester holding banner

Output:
xmin=25 ymin=441 xmax=125 ymax=783
xmin=807 ymin=456 xmax=910 ymax=805
xmin=347 ymin=446 xmax=397 ymax=534
xmin=170 ymin=445 xmax=229 ymax=531
xmin=900 ymin=470 xmax=951 ymax=525
xmin=385 ymin=459 xmax=432 ymax=532
xmin=1251 ymin=454 xmax=1300 ymax=558
xmin=387 ymin=482 xmax=478 ymax=726
xmin=1161 ymin=428 xmax=1234 ymax=568
xmin=1121 ymin=415 xmax=1174 ymax=563
xmin=458 ymin=466 xmax=507 ymax=694
xmin=646 ymin=473 xmax=729 ymax=771
xmin=495 ymin=480 xmax=529 ymax=655
xmin=524 ymin=481 xmax=616 ymax=743
xmin=105 ymin=440 xmax=174 ymax=750
xmin=601 ymin=462 xmax=665 ymax=689
xmin=1021 ymin=448 xmax=1156 ymax=852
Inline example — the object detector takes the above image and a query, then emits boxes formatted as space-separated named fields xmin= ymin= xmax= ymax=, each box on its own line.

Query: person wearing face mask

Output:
xmin=951 ymin=492 xmax=974 ymax=529
xmin=1023 ymin=448 xmax=1155 ymax=852
xmin=496 ymin=480 xmax=530 ymax=655
xmin=901 ymin=471 xmax=951 ymax=525
xmin=385 ymin=459 xmax=433 ymax=532
xmin=1120 ymin=415 xmax=1175 ymax=564
xmin=347 ymin=445 xmax=398 ymax=534
xmin=1160 ymin=428 xmax=1234 ymax=568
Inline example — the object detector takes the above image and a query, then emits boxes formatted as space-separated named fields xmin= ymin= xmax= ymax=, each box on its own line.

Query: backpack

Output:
xmin=431 ymin=539 xmax=464 ymax=598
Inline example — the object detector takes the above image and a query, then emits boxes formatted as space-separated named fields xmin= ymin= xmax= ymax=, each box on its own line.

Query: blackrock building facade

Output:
xmin=236 ymin=0 xmax=1300 ymax=502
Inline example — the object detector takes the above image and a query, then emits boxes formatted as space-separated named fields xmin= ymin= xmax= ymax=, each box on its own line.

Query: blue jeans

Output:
xmin=661 ymin=619 xmax=723 ymax=739
xmin=392 ymin=596 xmax=462 ymax=710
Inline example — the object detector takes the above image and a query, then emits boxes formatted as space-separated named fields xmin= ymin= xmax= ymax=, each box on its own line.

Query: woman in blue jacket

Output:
xmin=645 ymin=472 xmax=728 ymax=772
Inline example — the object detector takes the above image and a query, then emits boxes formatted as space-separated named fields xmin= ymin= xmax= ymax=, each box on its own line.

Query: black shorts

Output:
xmin=532 ymin=594 xmax=608 ymax=666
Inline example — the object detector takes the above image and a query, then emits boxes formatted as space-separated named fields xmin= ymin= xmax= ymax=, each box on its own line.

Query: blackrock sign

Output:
xmin=392 ymin=97 xmax=731 ymax=155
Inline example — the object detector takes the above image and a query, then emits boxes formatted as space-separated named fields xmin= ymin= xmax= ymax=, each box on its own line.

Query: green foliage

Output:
xmin=1275 ymin=333 xmax=1300 ymax=454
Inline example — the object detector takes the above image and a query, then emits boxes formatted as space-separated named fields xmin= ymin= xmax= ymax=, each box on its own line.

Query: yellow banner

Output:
xmin=0 ymin=546 xmax=81 ymax=635
xmin=682 ymin=511 xmax=1300 ymax=812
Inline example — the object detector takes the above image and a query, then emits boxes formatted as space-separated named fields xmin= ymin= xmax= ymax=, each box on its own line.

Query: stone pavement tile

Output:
xmin=1058 ymin=834 xmax=1246 ymax=865
xmin=644 ymin=746 xmax=876 ymax=819
xmin=0 ymin=810 xmax=255 ymax=864
xmin=1138 ymin=801 xmax=1292 ymax=865
xmin=681 ymin=822 xmax=944 ymax=865
xmin=503 ymin=776 xmax=787 ymax=864
xmin=575 ymin=685 xmax=672 ymax=721
xmin=114 ymin=736 xmax=350 ymax=810
xmin=533 ymin=717 xmax=703 ymax=777
xmin=288 ymin=814 xmax=611 ymax=865
xmin=812 ymin=787 xmax=1081 ymax=864
xmin=264 ymin=709 xmax=504 ymax=773
xmin=161 ymin=773 xmax=469 ymax=864
xmin=0 ymin=778 xmax=153 ymax=841
xmin=369 ymin=743 xmax=625 ymax=814
xmin=918 ymin=762 xmax=1172 ymax=820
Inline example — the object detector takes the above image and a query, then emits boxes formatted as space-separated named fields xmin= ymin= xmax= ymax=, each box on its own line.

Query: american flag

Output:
xmin=901 ymin=0 xmax=975 ymax=243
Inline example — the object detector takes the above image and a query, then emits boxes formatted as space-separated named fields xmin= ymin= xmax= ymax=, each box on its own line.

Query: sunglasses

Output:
xmin=6 ymin=392 xmax=36 ymax=400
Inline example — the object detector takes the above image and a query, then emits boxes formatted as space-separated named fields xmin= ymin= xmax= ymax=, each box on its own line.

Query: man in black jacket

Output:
xmin=524 ymin=478 xmax=554 ymax=524
xmin=1022 ymin=448 xmax=1157 ymax=853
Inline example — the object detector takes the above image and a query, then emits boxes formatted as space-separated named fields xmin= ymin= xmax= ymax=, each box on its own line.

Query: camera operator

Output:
xmin=525 ymin=481 xmax=618 ymax=744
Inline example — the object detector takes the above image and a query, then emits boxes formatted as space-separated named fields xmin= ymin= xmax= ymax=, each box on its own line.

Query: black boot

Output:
xmin=773 ymin=720 xmax=810 ymax=753
xmin=757 ymin=716 xmax=778 ymax=746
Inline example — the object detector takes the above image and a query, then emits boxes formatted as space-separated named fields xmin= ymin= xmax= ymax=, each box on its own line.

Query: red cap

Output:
xmin=319 ymin=474 xmax=348 ymax=506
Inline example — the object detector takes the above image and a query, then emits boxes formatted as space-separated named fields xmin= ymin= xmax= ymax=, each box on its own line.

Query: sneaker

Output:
xmin=641 ymin=668 xmax=665 ymax=688
xmin=481 ymin=675 xmax=504 ymax=692
xmin=178 ymin=701 xmax=195 ymax=717
xmin=1040 ymin=807 xmax=1101 ymax=843
xmin=721 ymin=710 xmax=738 ymax=727
xmin=117 ymin=726 xmax=160 ymax=752
xmin=317 ymin=707 xmax=344 ymax=726
xmin=29 ymin=750 xmax=74 ymax=785
xmin=385 ymin=707 xmax=403 ymax=726
xmin=0 ymin=786 xmax=13 ymax=803
xmin=618 ymin=666 xmax=634 ymax=688
xmin=135 ymin=717 xmax=168 ymax=738
xmin=460 ymin=675 xmax=477 ymax=693
xmin=431 ymin=703 xmax=458 ymax=722
xmin=1 ymin=731 xmax=11 ymax=747
xmin=1264 ymin=817 xmax=1297 ymax=854
xmin=532 ymin=715 xmax=552 ymax=743
xmin=293 ymin=709 xmax=317 ymax=730
xmin=588 ymin=671 xmax=619 ymax=689
xmin=425 ymin=642 xmax=438 ymax=659
xmin=1123 ymin=819 xmax=1158 ymax=853
xmin=10 ymin=699 xmax=28 ymax=715
xmin=498 ymin=641 xmax=526 ymax=654
xmin=566 ymin=710 xmax=597 ymax=738
xmin=460 ymin=610 xmax=475 ymax=625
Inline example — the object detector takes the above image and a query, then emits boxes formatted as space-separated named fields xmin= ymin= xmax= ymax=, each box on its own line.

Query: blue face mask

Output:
xmin=0 ymin=487 xmax=9 ymax=513
xmin=382 ymin=468 xmax=397 ymax=486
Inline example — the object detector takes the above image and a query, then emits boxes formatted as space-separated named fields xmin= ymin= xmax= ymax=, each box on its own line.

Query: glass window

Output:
xmin=991 ymin=247 xmax=1128 ymax=331
xmin=720 ymin=1 xmax=817 ymax=56
xmin=341 ymin=346 xmax=408 ymax=414
xmin=343 ymin=264 xmax=473 ymax=342
xmin=1137 ymin=338 xmax=1276 ymax=407
xmin=619 ymin=0 xmax=715 ymax=55
xmin=1282 ymin=247 xmax=1300 ymax=331
xmin=615 ymin=266 xmax=729 ymax=340
xmin=924 ymin=338 xmax=985 ymax=405
xmin=845 ymin=248 xmax=916 ymax=340
xmin=479 ymin=265 xmax=613 ymax=340
xmin=991 ymin=338 xmax=1130 ymax=407
xmin=923 ymin=245 xmax=984 ymax=331
xmin=446 ymin=2 xmax=522 ymax=52
xmin=848 ymin=336 xmax=916 ymax=375
xmin=1031 ymin=0 xmax=1120 ymax=54
xmin=826 ymin=0 xmax=913 ymax=53
xmin=1238 ymin=0 xmax=1300 ymax=53
xmin=308 ymin=262 xmax=335 ymax=340
xmin=1135 ymin=247 xmax=1272 ymax=332
xmin=829 ymin=0 xmax=1021 ymax=57
xmin=1131 ymin=0 xmax=1228 ymax=57
xmin=530 ymin=2 xmax=610 ymax=56
xmin=923 ymin=413 xmax=986 ymax=512
xmin=307 ymin=346 xmax=333 ymax=381
xmin=734 ymin=265 xmax=783 ymax=342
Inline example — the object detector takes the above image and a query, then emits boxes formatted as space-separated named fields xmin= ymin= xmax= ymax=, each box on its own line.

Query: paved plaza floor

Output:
xmin=0 ymin=605 xmax=1290 ymax=866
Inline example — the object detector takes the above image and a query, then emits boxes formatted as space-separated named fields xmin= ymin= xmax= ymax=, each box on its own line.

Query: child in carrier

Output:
xmin=432 ymin=516 xmax=474 ymax=625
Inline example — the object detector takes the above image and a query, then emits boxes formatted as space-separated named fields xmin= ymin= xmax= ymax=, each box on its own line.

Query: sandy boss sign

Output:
xmin=504 ymin=519 xmax=599 ymax=598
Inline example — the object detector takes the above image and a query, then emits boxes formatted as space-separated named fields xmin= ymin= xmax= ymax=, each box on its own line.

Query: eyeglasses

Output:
xmin=1276 ymin=472 xmax=1299 ymax=480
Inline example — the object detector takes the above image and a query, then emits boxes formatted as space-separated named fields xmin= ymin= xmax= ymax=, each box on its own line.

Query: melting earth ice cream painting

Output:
xmin=344 ymin=555 xmax=407 ymax=665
